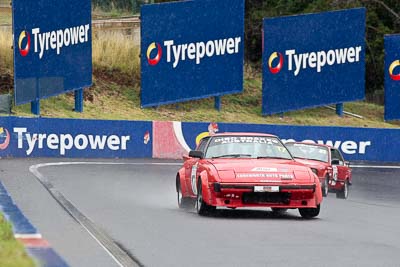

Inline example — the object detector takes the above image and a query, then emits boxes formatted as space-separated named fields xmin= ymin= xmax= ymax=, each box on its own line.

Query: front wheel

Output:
xmin=299 ymin=204 xmax=320 ymax=219
xmin=196 ymin=180 xmax=216 ymax=216
xmin=176 ymin=177 xmax=194 ymax=209
xmin=336 ymin=180 xmax=349 ymax=199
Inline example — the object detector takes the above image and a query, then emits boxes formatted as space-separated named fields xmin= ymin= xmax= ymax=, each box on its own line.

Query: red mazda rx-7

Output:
xmin=286 ymin=142 xmax=352 ymax=199
xmin=176 ymin=133 xmax=323 ymax=218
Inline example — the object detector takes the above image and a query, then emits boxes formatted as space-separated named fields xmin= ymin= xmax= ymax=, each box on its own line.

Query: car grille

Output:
xmin=242 ymin=192 xmax=291 ymax=204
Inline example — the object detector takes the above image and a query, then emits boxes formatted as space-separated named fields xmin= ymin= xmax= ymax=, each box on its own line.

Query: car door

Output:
xmin=184 ymin=137 xmax=210 ymax=196
xmin=330 ymin=148 xmax=347 ymax=182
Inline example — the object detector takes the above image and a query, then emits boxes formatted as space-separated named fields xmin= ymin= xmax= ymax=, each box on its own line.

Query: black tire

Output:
xmin=271 ymin=208 xmax=288 ymax=214
xmin=322 ymin=176 xmax=329 ymax=197
xmin=299 ymin=204 xmax=320 ymax=219
xmin=196 ymin=179 xmax=216 ymax=216
xmin=336 ymin=180 xmax=349 ymax=199
xmin=176 ymin=176 xmax=194 ymax=209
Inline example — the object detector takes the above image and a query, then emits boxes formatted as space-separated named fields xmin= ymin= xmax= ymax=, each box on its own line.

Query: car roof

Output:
xmin=285 ymin=141 xmax=332 ymax=149
xmin=210 ymin=132 xmax=278 ymax=138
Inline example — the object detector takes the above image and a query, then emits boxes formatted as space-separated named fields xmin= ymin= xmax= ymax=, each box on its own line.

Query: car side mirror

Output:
xmin=189 ymin=150 xmax=204 ymax=159
xmin=331 ymin=159 xmax=340 ymax=165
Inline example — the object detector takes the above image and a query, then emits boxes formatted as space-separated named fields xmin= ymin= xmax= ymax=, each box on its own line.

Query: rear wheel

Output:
xmin=299 ymin=204 xmax=320 ymax=219
xmin=176 ymin=176 xmax=194 ymax=209
xmin=322 ymin=176 xmax=329 ymax=197
xmin=336 ymin=180 xmax=349 ymax=199
xmin=196 ymin=179 xmax=216 ymax=216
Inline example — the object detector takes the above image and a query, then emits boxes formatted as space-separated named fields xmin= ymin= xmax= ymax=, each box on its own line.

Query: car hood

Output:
xmin=209 ymin=159 xmax=313 ymax=182
xmin=294 ymin=158 xmax=329 ymax=168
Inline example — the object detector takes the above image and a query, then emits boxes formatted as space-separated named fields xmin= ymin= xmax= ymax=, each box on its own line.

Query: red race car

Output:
xmin=176 ymin=133 xmax=323 ymax=218
xmin=285 ymin=142 xmax=352 ymax=199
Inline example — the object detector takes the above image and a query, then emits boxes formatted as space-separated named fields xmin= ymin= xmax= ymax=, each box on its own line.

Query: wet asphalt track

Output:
xmin=1 ymin=158 xmax=400 ymax=267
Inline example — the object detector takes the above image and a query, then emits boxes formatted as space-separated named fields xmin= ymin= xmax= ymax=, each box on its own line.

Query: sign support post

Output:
xmin=74 ymin=88 xmax=84 ymax=112
xmin=214 ymin=96 xmax=221 ymax=111
xmin=336 ymin=103 xmax=344 ymax=117
xmin=31 ymin=100 xmax=40 ymax=115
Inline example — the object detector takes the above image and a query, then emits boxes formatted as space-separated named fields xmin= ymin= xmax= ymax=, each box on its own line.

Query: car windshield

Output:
xmin=286 ymin=143 xmax=329 ymax=163
xmin=204 ymin=135 xmax=293 ymax=160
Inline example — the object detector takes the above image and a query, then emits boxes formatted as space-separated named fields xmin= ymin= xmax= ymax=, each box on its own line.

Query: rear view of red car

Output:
xmin=286 ymin=142 xmax=352 ymax=199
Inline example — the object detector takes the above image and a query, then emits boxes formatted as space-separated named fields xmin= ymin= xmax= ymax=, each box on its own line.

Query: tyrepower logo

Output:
xmin=269 ymin=46 xmax=362 ymax=76
xmin=13 ymin=127 xmax=130 ymax=156
xmin=18 ymin=31 xmax=31 ymax=57
xmin=146 ymin=36 xmax=241 ymax=68
xmin=0 ymin=127 xmax=10 ymax=150
xmin=147 ymin=42 xmax=162 ymax=66
xmin=268 ymin=52 xmax=283 ymax=74
xmin=18 ymin=24 xmax=90 ymax=59
xmin=389 ymin=60 xmax=400 ymax=81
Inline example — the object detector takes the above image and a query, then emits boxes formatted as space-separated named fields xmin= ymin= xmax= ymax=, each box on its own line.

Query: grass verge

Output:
xmin=7 ymin=66 xmax=400 ymax=129
xmin=0 ymin=213 xmax=35 ymax=267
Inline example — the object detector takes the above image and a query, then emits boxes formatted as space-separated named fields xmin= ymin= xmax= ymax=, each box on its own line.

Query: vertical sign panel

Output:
xmin=13 ymin=0 xmax=92 ymax=105
xmin=141 ymin=0 xmax=244 ymax=107
xmin=384 ymin=34 xmax=400 ymax=121
xmin=262 ymin=8 xmax=366 ymax=115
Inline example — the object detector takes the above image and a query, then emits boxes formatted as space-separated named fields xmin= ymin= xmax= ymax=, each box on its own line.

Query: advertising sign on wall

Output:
xmin=0 ymin=117 xmax=152 ymax=158
xmin=166 ymin=121 xmax=399 ymax=162
xmin=262 ymin=8 xmax=366 ymax=115
xmin=13 ymin=0 xmax=92 ymax=105
xmin=141 ymin=0 xmax=244 ymax=107
xmin=384 ymin=34 xmax=400 ymax=121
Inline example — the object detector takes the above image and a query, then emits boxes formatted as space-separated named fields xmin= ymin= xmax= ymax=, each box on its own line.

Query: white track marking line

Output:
xmin=351 ymin=165 xmax=400 ymax=169
xmin=29 ymin=164 xmax=125 ymax=267
xmin=14 ymin=233 xmax=42 ymax=239
xmin=29 ymin=161 xmax=180 ymax=267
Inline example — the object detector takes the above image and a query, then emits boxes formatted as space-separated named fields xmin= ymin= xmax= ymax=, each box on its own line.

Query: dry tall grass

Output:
xmin=92 ymin=30 xmax=140 ymax=79
xmin=0 ymin=28 xmax=13 ymax=71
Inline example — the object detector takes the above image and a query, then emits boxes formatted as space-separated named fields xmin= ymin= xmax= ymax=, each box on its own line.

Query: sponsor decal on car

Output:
xmin=237 ymin=173 xmax=294 ymax=179
xmin=214 ymin=136 xmax=278 ymax=145
xmin=191 ymin=163 xmax=198 ymax=195
xmin=251 ymin=167 xmax=278 ymax=172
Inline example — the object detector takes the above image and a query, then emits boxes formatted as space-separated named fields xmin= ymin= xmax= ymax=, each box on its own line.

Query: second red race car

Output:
xmin=285 ymin=142 xmax=352 ymax=199
xmin=176 ymin=133 xmax=323 ymax=218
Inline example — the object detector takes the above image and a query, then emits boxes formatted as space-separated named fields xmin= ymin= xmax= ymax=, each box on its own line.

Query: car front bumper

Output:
xmin=209 ymin=183 xmax=319 ymax=209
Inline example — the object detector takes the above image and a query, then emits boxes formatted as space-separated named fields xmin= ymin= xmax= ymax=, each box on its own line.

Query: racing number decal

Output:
xmin=191 ymin=163 xmax=198 ymax=195
xmin=332 ymin=165 xmax=338 ymax=185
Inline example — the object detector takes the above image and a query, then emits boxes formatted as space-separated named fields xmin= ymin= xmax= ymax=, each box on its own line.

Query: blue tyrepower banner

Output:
xmin=0 ymin=117 xmax=152 ymax=158
xmin=262 ymin=8 xmax=366 ymax=115
xmin=384 ymin=34 xmax=400 ymax=121
xmin=140 ymin=0 xmax=244 ymax=107
xmin=176 ymin=121 xmax=400 ymax=162
xmin=13 ymin=0 xmax=92 ymax=105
